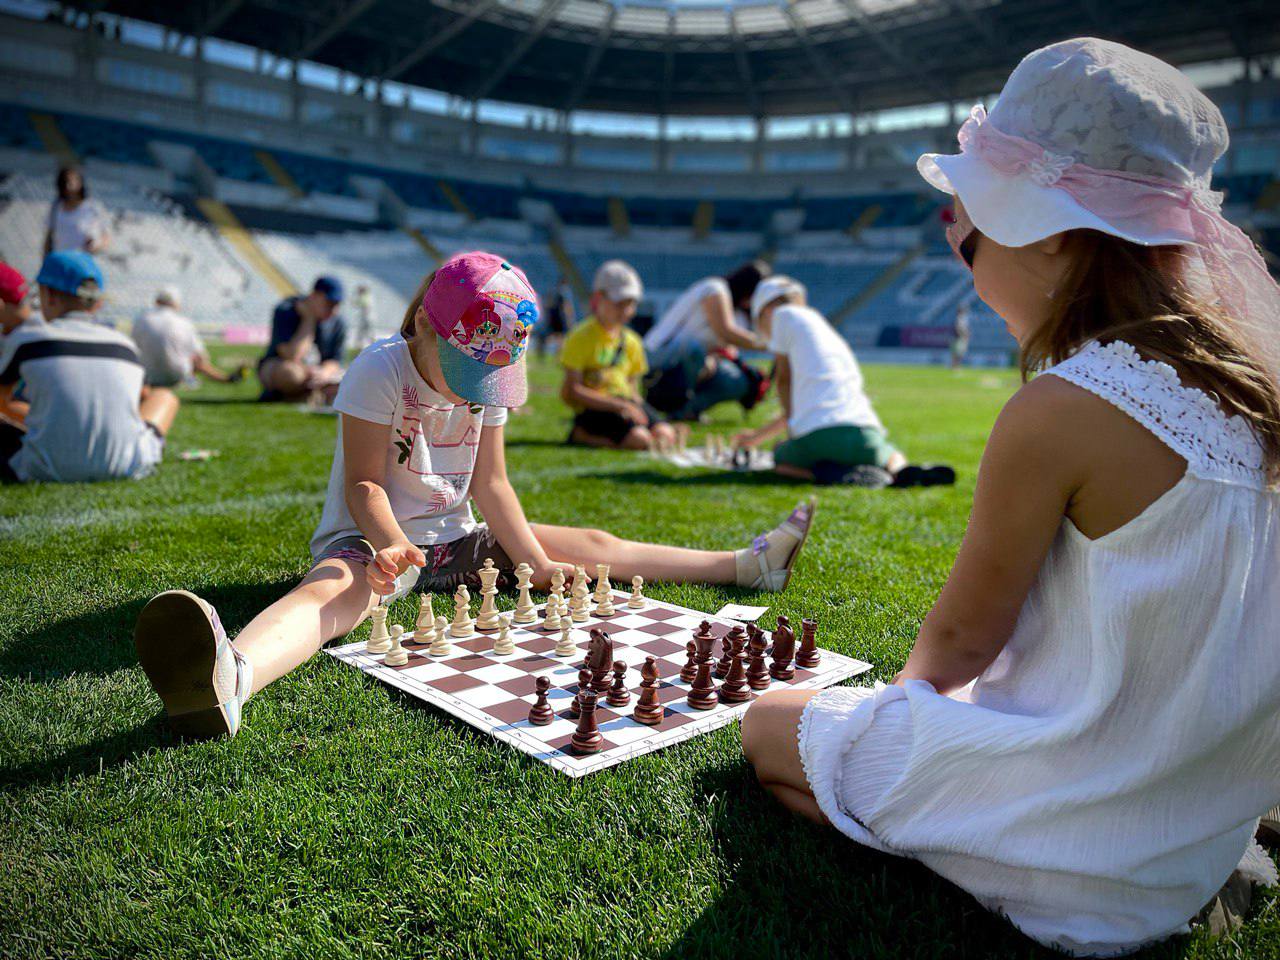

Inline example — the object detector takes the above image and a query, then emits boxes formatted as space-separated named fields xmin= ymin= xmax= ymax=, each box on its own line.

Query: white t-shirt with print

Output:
xmin=767 ymin=304 xmax=882 ymax=438
xmin=643 ymin=276 xmax=729 ymax=354
xmin=309 ymin=334 xmax=508 ymax=560
xmin=49 ymin=199 xmax=109 ymax=253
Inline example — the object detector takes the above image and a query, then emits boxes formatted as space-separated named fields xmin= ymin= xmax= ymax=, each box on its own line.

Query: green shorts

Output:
xmin=774 ymin=424 xmax=898 ymax=471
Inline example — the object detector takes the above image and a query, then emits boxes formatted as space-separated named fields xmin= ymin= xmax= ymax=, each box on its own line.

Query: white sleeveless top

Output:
xmin=799 ymin=340 xmax=1280 ymax=957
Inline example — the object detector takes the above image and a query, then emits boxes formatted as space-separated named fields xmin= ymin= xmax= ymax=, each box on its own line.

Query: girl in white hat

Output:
xmin=742 ymin=37 xmax=1280 ymax=955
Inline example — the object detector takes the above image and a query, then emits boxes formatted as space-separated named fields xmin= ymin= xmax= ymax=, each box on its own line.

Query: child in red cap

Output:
xmin=0 ymin=262 xmax=30 ymax=335
xmin=135 ymin=252 xmax=817 ymax=739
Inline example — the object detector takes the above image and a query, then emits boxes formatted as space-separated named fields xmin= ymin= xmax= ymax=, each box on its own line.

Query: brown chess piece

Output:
xmin=718 ymin=647 xmax=750 ymax=704
xmin=687 ymin=658 xmax=717 ymax=710
xmin=528 ymin=675 xmax=554 ymax=725
xmin=769 ymin=616 xmax=796 ymax=681
xmin=693 ymin=620 xmax=716 ymax=650
xmin=714 ymin=625 xmax=744 ymax=679
xmin=589 ymin=627 xmax=614 ymax=693
xmin=746 ymin=630 xmax=771 ymax=691
xmin=746 ymin=622 xmax=768 ymax=656
xmin=566 ymin=667 xmax=591 ymax=719
xmin=679 ymin=640 xmax=698 ymax=683
xmin=632 ymin=656 xmax=663 ymax=726
xmin=570 ymin=690 xmax=603 ymax=754
xmin=796 ymin=617 xmax=821 ymax=668
xmin=606 ymin=660 xmax=631 ymax=707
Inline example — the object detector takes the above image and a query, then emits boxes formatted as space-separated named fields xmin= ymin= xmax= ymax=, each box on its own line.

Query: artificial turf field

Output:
xmin=2 ymin=351 xmax=1275 ymax=960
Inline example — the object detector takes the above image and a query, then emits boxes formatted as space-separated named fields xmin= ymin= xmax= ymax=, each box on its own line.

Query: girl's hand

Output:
xmin=732 ymin=430 xmax=758 ymax=449
xmin=368 ymin=541 xmax=426 ymax=596
xmin=531 ymin=560 xmax=576 ymax=591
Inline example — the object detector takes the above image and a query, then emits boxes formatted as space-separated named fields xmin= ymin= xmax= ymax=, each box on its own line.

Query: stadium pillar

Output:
xmin=657 ymin=115 xmax=669 ymax=172
xmin=469 ymin=99 xmax=480 ymax=157
xmin=194 ymin=36 xmax=207 ymax=115
xmin=751 ymin=117 xmax=764 ymax=174
xmin=290 ymin=59 xmax=302 ymax=125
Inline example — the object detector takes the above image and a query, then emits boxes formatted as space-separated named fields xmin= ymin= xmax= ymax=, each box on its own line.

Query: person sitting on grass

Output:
xmin=560 ymin=260 xmax=679 ymax=451
xmin=257 ymin=275 xmax=347 ymax=403
xmin=0 ymin=251 xmax=178 ymax=483
xmin=741 ymin=38 xmax=1280 ymax=956
xmin=132 ymin=285 xmax=246 ymax=387
xmin=0 ymin=262 xmax=34 ymax=427
xmin=732 ymin=276 xmax=954 ymax=488
xmin=135 ymin=252 xmax=815 ymax=740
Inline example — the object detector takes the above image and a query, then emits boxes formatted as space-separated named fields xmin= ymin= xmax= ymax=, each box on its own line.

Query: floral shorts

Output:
xmin=313 ymin=525 xmax=516 ymax=599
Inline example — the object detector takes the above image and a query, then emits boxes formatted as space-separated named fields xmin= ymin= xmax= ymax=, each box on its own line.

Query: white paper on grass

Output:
xmin=714 ymin=604 xmax=770 ymax=622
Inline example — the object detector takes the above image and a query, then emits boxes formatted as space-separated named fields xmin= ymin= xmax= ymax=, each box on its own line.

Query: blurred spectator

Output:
xmin=0 ymin=252 xmax=178 ymax=483
xmin=44 ymin=167 xmax=110 ymax=256
xmin=0 ymin=262 xmax=32 ymax=335
xmin=537 ymin=275 xmax=575 ymax=357
xmin=132 ymin=286 xmax=246 ymax=387
xmin=258 ymin=276 xmax=347 ymax=403
xmin=951 ymin=302 xmax=972 ymax=369
xmin=352 ymin=283 xmax=374 ymax=352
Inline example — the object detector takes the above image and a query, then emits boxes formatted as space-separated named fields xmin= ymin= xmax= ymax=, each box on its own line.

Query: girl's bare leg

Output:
xmin=139 ymin=387 xmax=180 ymax=435
xmin=531 ymin=523 xmax=737 ymax=584
xmin=233 ymin=558 xmax=377 ymax=696
xmin=741 ymin=688 xmax=829 ymax=825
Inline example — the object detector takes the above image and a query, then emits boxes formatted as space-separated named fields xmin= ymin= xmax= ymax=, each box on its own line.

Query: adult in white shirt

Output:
xmin=131 ymin=286 xmax=245 ymax=387
xmin=44 ymin=167 xmax=110 ymax=257
xmin=642 ymin=260 xmax=770 ymax=421
xmin=733 ymin=276 xmax=954 ymax=488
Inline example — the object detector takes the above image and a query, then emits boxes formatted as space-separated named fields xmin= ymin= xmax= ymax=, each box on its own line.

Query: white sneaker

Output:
xmin=134 ymin=590 xmax=253 ymax=739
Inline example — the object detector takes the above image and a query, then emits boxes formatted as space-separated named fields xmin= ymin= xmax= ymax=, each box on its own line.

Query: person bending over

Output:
xmin=733 ymin=276 xmax=953 ymax=488
xmin=561 ymin=260 xmax=678 ymax=451
xmin=0 ymin=252 xmax=177 ymax=483
xmin=135 ymin=252 xmax=814 ymax=740
xmin=258 ymin=275 xmax=347 ymax=402
xmin=132 ymin=286 xmax=246 ymax=387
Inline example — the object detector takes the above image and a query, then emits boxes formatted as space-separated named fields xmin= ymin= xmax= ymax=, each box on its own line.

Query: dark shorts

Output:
xmin=570 ymin=404 xmax=665 ymax=446
xmin=774 ymin=424 xmax=899 ymax=471
xmin=313 ymin=524 xmax=516 ymax=597
xmin=0 ymin=418 xmax=23 ymax=484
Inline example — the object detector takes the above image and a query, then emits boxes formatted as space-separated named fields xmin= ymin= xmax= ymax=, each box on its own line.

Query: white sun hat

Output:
xmin=750 ymin=275 xmax=806 ymax=322
xmin=918 ymin=37 xmax=1280 ymax=384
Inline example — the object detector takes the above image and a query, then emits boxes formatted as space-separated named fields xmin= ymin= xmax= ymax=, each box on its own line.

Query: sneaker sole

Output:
xmin=134 ymin=590 xmax=231 ymax=739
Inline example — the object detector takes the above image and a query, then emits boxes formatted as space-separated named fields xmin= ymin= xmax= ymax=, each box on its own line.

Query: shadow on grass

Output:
xmin=0 ymin=579 xmax=297 ymax=682
xmin=0 ymin=716 xmax=172 ymax=792
xmin=580 ymin=468 xmax=811 ymax=489
xmin=180 ymin=397 xmax=263 ymax=407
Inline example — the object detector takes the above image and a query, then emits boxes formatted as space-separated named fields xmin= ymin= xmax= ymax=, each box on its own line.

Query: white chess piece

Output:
xmin=450 ymin=583 xmax=475 ymax=638
xmin=493 ymin=615 xmax=514 ymax=656
xmin=554 ymin=617 xmax=576 ymax=657
xmin=475 ymin=558 xmax=501 ymax=631
xmin=512 ymin=562 xmax=536 ymax=624
xmin=570 ymin=564 xmax=591 ymax=623
xmin=429 ymin=615 xmax=452 ymax=657
xmin=593 ymin=563 xmax=612 ymax=605
xmin=596 ymin=590 xmax=615 ymax=617
xmin=628 ymin=575 xmax=645 ymax=609
xmin=541 ymin=591 xmax=562 ymax=631
xmin=366 ymin=604 xmax=391 ymax=654
xmin=384 ymin=624 xmax=409 ymax=666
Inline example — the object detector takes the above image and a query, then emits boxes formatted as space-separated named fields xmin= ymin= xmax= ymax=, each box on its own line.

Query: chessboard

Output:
xmin=647 ymin=442 xmax=776 ymax=473
xmin=327 ymin=593 xmax=870 ymax=777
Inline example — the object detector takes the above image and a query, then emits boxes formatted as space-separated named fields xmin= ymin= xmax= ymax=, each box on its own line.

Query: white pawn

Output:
xmin=512 ymin=562 xmax=537 ymax=624
xmin=554 ymin=616 xmax=576 ymax=657
xmin=450 ymin=583 xmax=474 ymax=638
xmin=429 ymin=615 xmax=452 ymax=657
xmin=628 ymin=575 xmax=645 ymax=609
xmin=541 ymin=591 xmax=562 ymax=631
xmin=384 ymin=624 xmax=408 ymax=666
xmin=366 ymin=604 xmax=391 ymax=654
xmin=493 ymin=615 xmax=514 ymax=656
xmin=593 ymin=563 xmax=612 ymax=605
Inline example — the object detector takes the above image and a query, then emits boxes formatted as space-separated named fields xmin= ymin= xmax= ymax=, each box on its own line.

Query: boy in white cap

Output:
xmin=734 ymin=276 xmax=953 ymax=487
xmin=560 ymin=259 xmax=678 ymax=451
xmin=131 ymin=286 xmax=246 ymax=387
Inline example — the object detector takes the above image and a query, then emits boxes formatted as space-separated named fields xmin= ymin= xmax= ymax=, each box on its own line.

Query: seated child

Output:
xmin=560 ymin=260 xmax=678 ymax=450
xmin=741 ymin=39 xmax=1280 ymax=956
xmin=733 ymin=277 xmax=953 ymax=487
xmin=0 ymin=261 xmax=33 ymax=427
xmin=0 ymin=252 xmax=178 ymax=483
xmin=135 ymin=252 xmax=814 ymax=739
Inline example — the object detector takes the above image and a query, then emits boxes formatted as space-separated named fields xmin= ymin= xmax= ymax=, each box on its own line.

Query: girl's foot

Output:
xmin=891 ymin=464 xmax=957 ymax=488
xmin=134 ymin=590 xmax=253 ymax=740
xmin=735 ymin=498 xmax=816 ymax=592
xmin=1258 ymin=805 xmax=1280 ymax=846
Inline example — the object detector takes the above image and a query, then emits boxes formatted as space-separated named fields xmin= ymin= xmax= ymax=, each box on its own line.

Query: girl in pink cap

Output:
xmin=743 ymin=39 xmax=1280 ymax=954
xmin=133 ymin=252 xmax=815 ymax=742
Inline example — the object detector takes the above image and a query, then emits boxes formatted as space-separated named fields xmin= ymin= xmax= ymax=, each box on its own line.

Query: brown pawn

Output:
xmin=566 ymin=667 xmax=592 ymax=719
xmin=528 ymin=675 xmax=554 ymax=725
xmin=687 ymin=659 xmax=717 ymax=710
xmin=796 ymin=617 xmax=821 ymax=668
xmin=718 ymin=648 xmax=750 ymax=704
xmin=570 ymin=690 xmax=603 ymax=754
xmin=714 ymin=625 xmax=744 ymax=679
xmin=745 ymin=630 xmax=771 ymax=691
xmin=606 ymin=660 xmax=631 ymax=707
xmin=679 ymin=640 xmax=698 ymax=683
xmin=769 ymin=615 xmax=796 ymax=681
xmin=632 ymin=656 xmax=663 ymax=726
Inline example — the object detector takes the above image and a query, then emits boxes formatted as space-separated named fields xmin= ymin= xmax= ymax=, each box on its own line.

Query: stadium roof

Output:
xmin=85 ymin=0 xmax=1280 ymax=116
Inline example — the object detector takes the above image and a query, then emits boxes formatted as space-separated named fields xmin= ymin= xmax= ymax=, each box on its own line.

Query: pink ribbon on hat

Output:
xmin=957 ymin=104 xmax=1280 ymax=386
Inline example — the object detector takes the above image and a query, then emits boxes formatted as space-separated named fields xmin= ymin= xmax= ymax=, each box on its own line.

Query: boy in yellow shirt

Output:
xmin=560 ymin=260 xmax=679 ymax=450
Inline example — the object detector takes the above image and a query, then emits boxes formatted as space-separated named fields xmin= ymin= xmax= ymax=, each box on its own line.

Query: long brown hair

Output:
xmin=400 ymin=271 xmax=437 ymax=339
xmin=1021 ymin=230 xmax=1280 ymax=484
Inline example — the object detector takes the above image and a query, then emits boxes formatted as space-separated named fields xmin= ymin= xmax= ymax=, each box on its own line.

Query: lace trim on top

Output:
xmin=1045 ymin=340 xmax=1266 ymax=490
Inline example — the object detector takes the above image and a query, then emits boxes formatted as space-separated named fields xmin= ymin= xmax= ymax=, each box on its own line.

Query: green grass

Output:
xmin=1 ymin=352 xmax=1274 ymax=960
